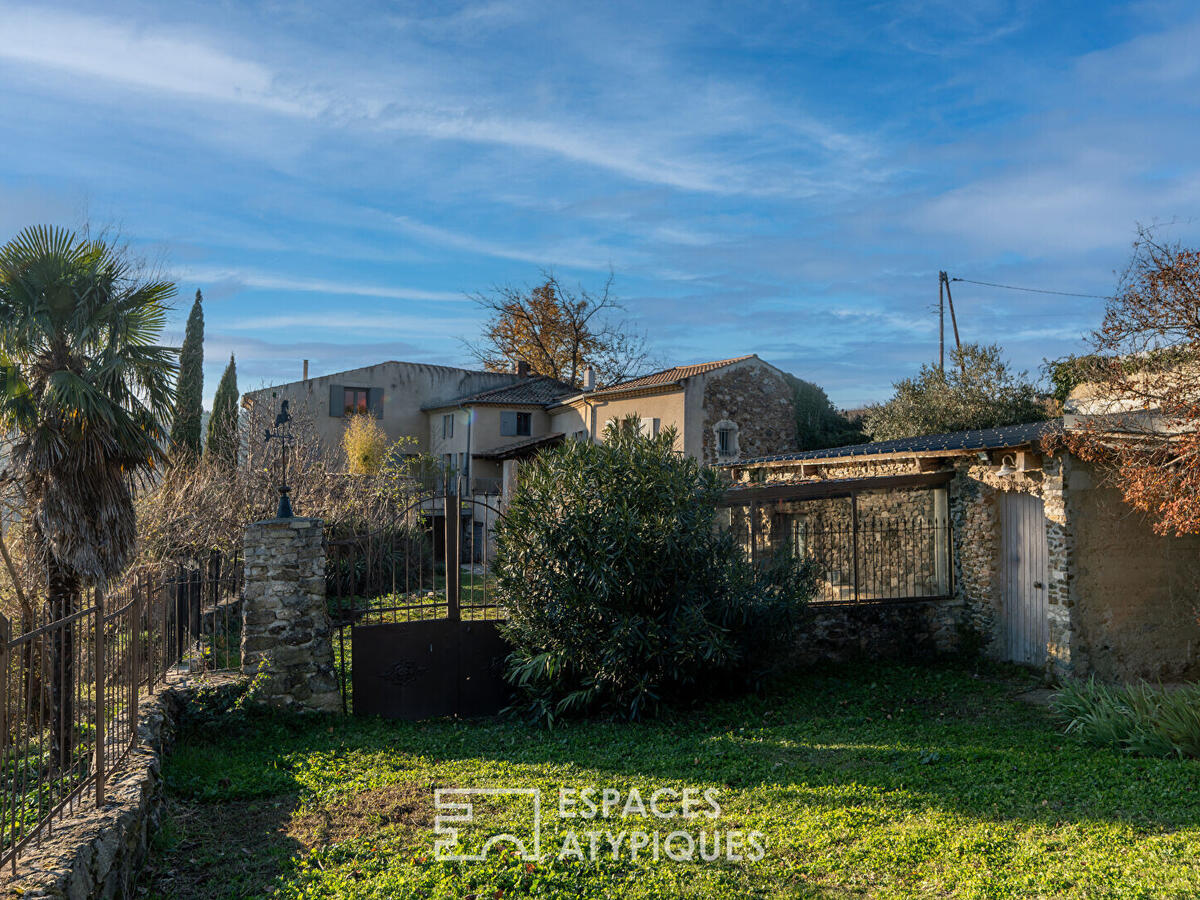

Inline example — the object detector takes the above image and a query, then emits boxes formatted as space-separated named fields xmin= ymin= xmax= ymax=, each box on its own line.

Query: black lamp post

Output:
xmin=264 ymin=398 xmax=295 ymax=518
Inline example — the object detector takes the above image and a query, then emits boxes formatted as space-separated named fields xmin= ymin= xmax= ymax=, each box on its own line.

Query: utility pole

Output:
xmin=938 ymin=273 xmax=945 ymax=374
xmin=938 ymin=271 xmax=962 ymax=370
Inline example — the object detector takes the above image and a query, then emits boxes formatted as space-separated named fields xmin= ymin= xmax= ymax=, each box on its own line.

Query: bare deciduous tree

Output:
xmin=465 ymin=272 xmax=653 ymax=387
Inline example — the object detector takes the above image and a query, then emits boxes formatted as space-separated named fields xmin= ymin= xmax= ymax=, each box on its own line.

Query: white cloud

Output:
xmin=0 ymin=6 xmax=873 ymax=199
xmin=1075 ymin=19 xmax=1200 ymax=89
xmin=389 ymin=215 xmax=620 ymax=270
xmin=911 ymin=153 xmax=1200 ymax=256
xmin=171 ymin=265 xmax=466 ymax=303
xmin=222 ymin=311 xmax=468 ymax=333
xmin=0 ymin=7 xmax=312 ymax=116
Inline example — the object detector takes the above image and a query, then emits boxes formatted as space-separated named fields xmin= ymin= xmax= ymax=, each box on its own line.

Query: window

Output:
xmin=572 ymin=429 xmax=589 ymax=442
xmin=714 ymin=420 xmax=739 ymax=458
xmin=344 ymin=387 xmax=369 ymax=416
xmin=639 ymin=417 xmax=660 ymax=437
xmin=718 ymin=428 xmax=733 ymax=455
xmin=789 ymin=517 xmax=808 ymax=558
xmin=501 ymin=410 xmax=534 ymax=437
xmin=442 ymin=414 xmax=454 ymax=440
xmin=331 ymin=385 xmax=382 ymax=418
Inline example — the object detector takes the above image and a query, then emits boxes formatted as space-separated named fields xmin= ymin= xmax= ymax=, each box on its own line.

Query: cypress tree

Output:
xmin=170 ymin=289 xmax=204 ymax=456
xmin=205 ymin=354 xmax=240 ymax=470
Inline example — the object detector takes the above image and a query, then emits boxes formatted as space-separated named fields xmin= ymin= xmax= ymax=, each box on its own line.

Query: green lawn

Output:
xmin=142 ymin=663 xmax=1200 ymax=899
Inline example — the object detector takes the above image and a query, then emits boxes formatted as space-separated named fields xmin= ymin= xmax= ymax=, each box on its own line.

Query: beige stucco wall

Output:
xmin=549 ymin=404 xmax=587 ymax=438
xmin=466 ymin=406 xmax=555 ymax=455
xmin=244 ymin=362 xmax=518 ymax=457
xmin=1067 ymin=464 xmax=1200 ymax=682
xmin=575 ymin=391 xmax=689 ymax=453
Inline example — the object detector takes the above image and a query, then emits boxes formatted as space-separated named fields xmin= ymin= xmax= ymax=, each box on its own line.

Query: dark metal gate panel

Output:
xmin=330 ymin=486 xmax=510 ymax=719
xmin=999 ymin=492 xmax=1049 ymax=666
xmin=352 ymin=619 xmax=511 ymax=720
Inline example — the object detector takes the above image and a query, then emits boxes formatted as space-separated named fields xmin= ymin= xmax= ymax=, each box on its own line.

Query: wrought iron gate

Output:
xmin=326 ymin=485 xmax=510 ymax=718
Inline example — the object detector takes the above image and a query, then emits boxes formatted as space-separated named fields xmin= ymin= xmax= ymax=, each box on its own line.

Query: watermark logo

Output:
xmin=434 ymin=788 xmax=542 ymax=862
xmin=433 ymin=786 xmax=765 ymax=863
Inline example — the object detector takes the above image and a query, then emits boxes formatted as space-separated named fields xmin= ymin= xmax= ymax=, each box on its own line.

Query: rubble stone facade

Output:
xmin=701 ymin=364 xmax=796 ymax=465
xmin=733 ymin=440 xmax=1200 ymax=683
xmin=241 ymin=517 xmax=340 ymax=712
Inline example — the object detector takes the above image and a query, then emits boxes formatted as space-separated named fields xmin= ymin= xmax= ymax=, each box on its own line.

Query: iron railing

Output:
xmin=0 ymin=555 xmax=241 ymax=873
xmin=723 ymin=503 xmax=953 ymax=604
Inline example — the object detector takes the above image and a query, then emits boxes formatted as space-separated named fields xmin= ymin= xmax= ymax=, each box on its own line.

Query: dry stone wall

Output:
xmin=241 ymin=517 xmax=340 ymax=712
xmin=6 ymin=675 xmax=245 ymax=900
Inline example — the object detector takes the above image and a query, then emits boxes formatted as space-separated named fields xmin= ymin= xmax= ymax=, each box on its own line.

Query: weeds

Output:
xmin=1053 ymin=677 xmax=1200 ymax=758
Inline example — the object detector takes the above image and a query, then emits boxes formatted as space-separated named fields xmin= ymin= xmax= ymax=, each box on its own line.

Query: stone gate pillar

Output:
xmin=241 ymin=517 xmax=340 ymax=712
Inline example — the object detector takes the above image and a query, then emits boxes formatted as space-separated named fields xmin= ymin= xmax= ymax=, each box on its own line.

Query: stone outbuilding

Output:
xmin=725 ymin=420 xmax=1200 ymax=683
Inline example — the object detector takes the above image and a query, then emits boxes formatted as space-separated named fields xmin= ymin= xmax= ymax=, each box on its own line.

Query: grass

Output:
xmin=330 ymin=571 xmax=498 ymax=622
xmin=141 ymin=662 xmax=1200 ymax=899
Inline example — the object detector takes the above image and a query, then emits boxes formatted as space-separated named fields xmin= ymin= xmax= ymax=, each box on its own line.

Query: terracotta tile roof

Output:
xmin=425 ymin=375 xmax=577 ymax=409
xmin=730 ymin=419 xmax=1062 ymax=466
xmin=585 ymin=355 xmax=756 ymax=397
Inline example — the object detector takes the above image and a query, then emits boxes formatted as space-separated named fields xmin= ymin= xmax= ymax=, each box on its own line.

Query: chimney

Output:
xmin=515 ymin=359 xmax=531 ymax=378
xmin=302 ymin=359 xmax=309 ymax=380
xmin=583 ymin=366 xmax=596 ymax=391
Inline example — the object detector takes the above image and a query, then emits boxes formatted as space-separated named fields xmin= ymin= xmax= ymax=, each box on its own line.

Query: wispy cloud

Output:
xmin=0 ymin=5 xmax=875 ymax=199
xmin=222 ymin=311 xmax=469 ymax=333
xmin=171 ymin=266 xmax=467 ymax=303
xmin=0 ymin=7 xmax=311 ymax=116
xmin=389 ymin=215 xmax=620 ymax=270
xmin=6 ymin=1 xmax=1198 ymax=410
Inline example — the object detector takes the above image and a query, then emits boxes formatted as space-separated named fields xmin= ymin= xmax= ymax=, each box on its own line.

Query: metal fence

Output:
xmin=722 ymin=500 xmax=953 ymax=604
xmin=0 ymin=554 xmax=241 ymax=872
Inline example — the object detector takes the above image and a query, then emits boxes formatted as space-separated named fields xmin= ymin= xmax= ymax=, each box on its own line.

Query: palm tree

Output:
xmin=0 ymin=226 xmax=177 ymax=765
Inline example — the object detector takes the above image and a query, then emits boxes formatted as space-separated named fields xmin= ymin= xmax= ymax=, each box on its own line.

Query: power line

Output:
xmin=948 ymin=276 xmax=1112 ymax=301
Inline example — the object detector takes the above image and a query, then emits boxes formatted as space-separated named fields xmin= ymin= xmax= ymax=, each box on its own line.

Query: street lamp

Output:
xmin=264 ymin=398 xmax=295 ymax=518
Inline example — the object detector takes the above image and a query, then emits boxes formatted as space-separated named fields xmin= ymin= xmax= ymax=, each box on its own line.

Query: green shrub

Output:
xmin=1052 ymin=678 xmax=1200 ymax=758
xmin=493 ymin=415 xmax=815 ymax=725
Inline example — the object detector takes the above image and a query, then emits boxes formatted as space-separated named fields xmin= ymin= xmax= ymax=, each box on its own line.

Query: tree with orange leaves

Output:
xmin=1062 ymin=226 xmax=1200 ymax=536
xmin=466 ymin=272 xmax=652 ymax=388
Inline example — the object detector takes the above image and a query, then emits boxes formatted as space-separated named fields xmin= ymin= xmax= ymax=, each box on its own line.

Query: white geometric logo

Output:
xmin=433 ymin=788 xmax=542 ymax=861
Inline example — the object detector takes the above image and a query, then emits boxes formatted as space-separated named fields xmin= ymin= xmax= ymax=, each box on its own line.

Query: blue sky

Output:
xmin=2 ymin=0 xmax=1198 ymax=408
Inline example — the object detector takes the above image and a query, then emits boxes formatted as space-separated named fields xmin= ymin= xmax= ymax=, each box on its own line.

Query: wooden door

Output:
xmin=999 ymin=492 xmax=1049 ymax=666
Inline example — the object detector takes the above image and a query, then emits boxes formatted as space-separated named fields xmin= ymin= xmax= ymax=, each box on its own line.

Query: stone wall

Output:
xmin=729 ymin=453 xmax=1048 ymax=667
xmin=6 ymin=675 xmax=245 ymax=899
xmin=701 ymin=363 xmax=796 ymax=465
xmin=794 ymin=599 xmax=962 ymax=664
xmin=740 ymin=445 xmax=1200 ymax=680
xmin=742 ymin=488 xmax=946 ymax=603
xmin=242 ymin=517 xmax=340 ymax=712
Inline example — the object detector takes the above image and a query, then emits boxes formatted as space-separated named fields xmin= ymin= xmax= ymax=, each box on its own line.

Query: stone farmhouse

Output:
xmin=724 ymin=420 xmax=1200 ymax=684
xmin=243 ymin=354 xmax=797 ymax=555
xmin=244 ymin=354 xmax=795 ymax=493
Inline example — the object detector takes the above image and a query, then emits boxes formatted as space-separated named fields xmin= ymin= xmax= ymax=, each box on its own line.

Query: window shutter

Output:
xmin=500 ymin=411 xmax=518 ymax=436
xmin=640 ymin=417 xmax=660 ymax=437
xmin=367 ymin=387 xmax=384 ymax=419
xmin=328 ymin=384 xmax=342 ymax=417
